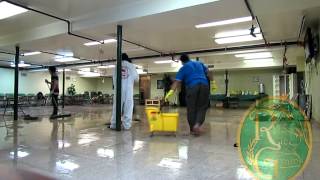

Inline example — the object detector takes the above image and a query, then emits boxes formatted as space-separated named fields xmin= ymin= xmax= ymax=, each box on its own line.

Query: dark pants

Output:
xmin=186 ymin=84 xmax=210 ymax=131
xmin=52 ymin=95 xmax=58 ymax=115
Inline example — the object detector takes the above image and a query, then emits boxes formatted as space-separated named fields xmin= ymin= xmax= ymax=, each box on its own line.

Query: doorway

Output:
xmin=139 ymin=75 xmax=151 ymax=104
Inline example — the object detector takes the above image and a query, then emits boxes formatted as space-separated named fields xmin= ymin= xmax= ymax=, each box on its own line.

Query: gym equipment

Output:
xmin=45 ymin=80 xmax=71 ymax=119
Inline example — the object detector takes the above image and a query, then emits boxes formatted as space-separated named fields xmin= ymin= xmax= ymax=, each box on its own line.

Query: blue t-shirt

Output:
xmin=175 ymin=60 xmax=208 ymax=88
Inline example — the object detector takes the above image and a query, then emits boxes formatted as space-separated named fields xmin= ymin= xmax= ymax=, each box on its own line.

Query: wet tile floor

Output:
xmin=0 ymin=105 xmax=319 ymax=180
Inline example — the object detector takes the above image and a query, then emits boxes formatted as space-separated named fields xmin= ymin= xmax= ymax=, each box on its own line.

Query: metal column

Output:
xmin=13 ymin=46 xmax=20 ymax=121
xmin=116 ymin=25 xmax=123 ymax=131
xmin=62 ymin=68 xmax=65 ymax=109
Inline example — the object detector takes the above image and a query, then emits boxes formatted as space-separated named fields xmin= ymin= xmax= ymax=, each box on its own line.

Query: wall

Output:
xmin=95 ymin=77 xmax=114 ymax=94
xmin=212 ymin=69 xmax=282 ymax=95
xmin=95 ymin=77 xmax=139 ymax=95
xmin=0 ymin=68 xmax=281 ymax=100
xmin=0 ymin=69 xmax=98 ymax=95
xmin=147 ymin=69 xmax=281 ymax=98
xmin=302 ymin=24 xmax=320 ymax=123
xmin=0 ymin=68 xmax=14 ymax=94
xmin=306 ymin=63 xmax=320 ymax=122
xmin=150 ymin=74 xmax=165 ymax=98
xmin=305 ymin=25 xmax=320 ymax=122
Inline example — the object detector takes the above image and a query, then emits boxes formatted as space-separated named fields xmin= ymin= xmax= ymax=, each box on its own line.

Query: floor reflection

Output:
xmin=0 ymin=105 xmax=318 ymax=180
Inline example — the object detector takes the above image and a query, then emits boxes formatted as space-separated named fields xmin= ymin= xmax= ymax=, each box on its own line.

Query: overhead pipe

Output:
xmin=0 ymin=50 xmax=15 ymax=56
xmin=244 ymin=0 xmax=255 ymax=20
xmin=0 ymin=49 xmax=92 ymax=67
xmin=244 ymin=0 xmax=268 ymax=45
xmin=38 ymin=50 xmax=93 ymax=62
xmin=4 ymin=0 xmax=99 ymax=43
xmin=4 ymin=0 xmax=164 ymax=55
xmin=0 ymin=65 xmax=14 ymax=69
xmin=122 ymin=39 xmax=163 ymax=55
xmin=26 ymin=41 xmax=299 ymax=71
xmin=297 ymin=16 xmax=306 ymax=42
xmin=0 ymin=54 xmax=44 ymax=67
xmin=255 ymin=16 xmax=268 ymax=45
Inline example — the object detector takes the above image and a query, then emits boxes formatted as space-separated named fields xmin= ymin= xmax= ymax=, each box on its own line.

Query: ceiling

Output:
xmin=0 ymin=0 xmax=320 ymax=74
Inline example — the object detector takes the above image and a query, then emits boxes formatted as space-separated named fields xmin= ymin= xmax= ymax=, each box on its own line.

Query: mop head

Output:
xmin=24 ymin=115 xmax=39 ymax=121
xmin=50 ymin=113 xmax=71 ymax=119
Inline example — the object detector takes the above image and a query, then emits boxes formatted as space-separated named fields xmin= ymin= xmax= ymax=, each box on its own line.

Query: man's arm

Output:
xmin=170 ymin=80 xmax=181 ymax=91
xmin=164 ymin=80 xmax=181 ymax=101
xmin=45 ymin=79 xmax=51 ymax=84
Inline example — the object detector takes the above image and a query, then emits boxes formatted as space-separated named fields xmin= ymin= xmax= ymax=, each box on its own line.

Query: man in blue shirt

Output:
xmin=165 ymin=54 xmax=210 ymax=135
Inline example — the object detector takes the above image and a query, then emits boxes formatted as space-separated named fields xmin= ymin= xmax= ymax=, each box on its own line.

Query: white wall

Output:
xmin=302 ymin=25 xmax=320 ymax=123
xmin=212 ymin=69 xmax=282 ymax=95
xmin=95 ymin=77 xmax=140 ymax=95
xmin=0 ymin=69 xmax=98 ymax=95
xmin=95 ymin=77 xmax=114 ymax=94
xmin=0 ymin=68 xmax=282 ymax=101
xmin=304 ymin=26 xmax=320 ymax=122
xmin=150 ymin=74 xmax=165 ymax=99
xmin=0 ymin=68 xmax=14 ymax=94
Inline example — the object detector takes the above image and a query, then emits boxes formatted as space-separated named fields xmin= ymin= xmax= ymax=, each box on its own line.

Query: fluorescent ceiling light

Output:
xmin=137 ymin=69 xmax=147 ymax=74
xmin=235 ymin=52 xmax=272 ymax=59
xmin=103 ymin=39 xmax=117 ymax=43
xmin=154 ymin=60 xmax=173 ymax=64
xmin=79 ymin=68 xmax=90 ymax=72
xmin=55 ymin=57 xmax=80 ymax=62
xmin=78 ymin=71 xmax=100 ymax=77
xmin=84 ymin=39 xmax=116 ymax=46
xmin=0 ymin=2 xmax=28 ymax=20
xmin=22 ymin=51 xmax=42 ymax=56
xmin=58 ymin=69 xmax=71 ymax=72
xmin=215 ymin=34 xmax=263 ymax=44
xmin=134 ymin=64 xmax=143 ymax=69
xmin=171 ymin=61 xmax=182 ymax=68
xmin=215 ymin=28 xmax=260 ymax=38
xmin=244 ymin=58 xmax=274 ymax=64
xmin=97 ymin=65 xmax=115 ymax=69
xmin=217 ymin=49 xmax=269 ymax=55
xmin=195 ymin=16 xmax=252 ymax=28
xmin=10 ymin=61 xmax=30 ymax=67
xmin=30 ymin=69 xmax=47 ymax=72
xmin=84 ymin=41 xmax=101 ymax=46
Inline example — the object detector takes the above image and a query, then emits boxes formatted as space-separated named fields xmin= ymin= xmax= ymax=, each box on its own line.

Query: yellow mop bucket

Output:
xmin=145 ymin=107 xmax=179 ymax=134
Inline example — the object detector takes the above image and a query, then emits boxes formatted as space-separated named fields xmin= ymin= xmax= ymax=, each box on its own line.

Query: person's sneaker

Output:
xmin=109 ymin=126 xmax=116 ymax=130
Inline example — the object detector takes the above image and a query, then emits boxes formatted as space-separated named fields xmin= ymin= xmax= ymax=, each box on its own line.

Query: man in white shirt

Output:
xmin=110 ymin=53 xmax=139 ymax=130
